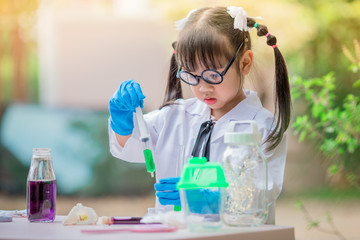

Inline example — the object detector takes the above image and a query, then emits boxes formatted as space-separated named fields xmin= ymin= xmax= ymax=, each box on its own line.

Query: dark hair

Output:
xmin=161 ymin=7 xmax=291 ymax=152
xmin=162 ymin=42 xmax=183 ymax=107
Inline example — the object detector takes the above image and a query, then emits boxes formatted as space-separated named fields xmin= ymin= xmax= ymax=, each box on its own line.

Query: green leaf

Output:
xmin=324 ymin=211 xmax=332 ymax=222
xmin=347 ymin=173 xmax=356 ymax=185
xmin=311 ymin=104 xmax=326 ymax=119
xmin=291 ymin=91 xmax=302 ymax=101
xmin=320 ymin=139 xmax=337 ymax=153
xmin=338 ymin=148 xmax=346 ymax=155
xmin=328 ymin=164 xmax=339 ymax=176
xmin=353 ymin=79 xmax=360 ymax=88
xmin=303 ymin=79 xmax=312 ymax=89
xmin=294 ymin=200 xmax=304 ymax=210
xmin=307 ymin=220 xmax=319 ymax=230
xmin=299 ymin=130 xmax=307 ymax=142
xmin=293 ymin=115 xmax=308 ymax=132
xmin=346 ymin=138 xmax=358 ymax=153
xmin=309 ymin=131 xmax=317 ymax=139
xmin=348 ymin=63 xmax=359 ymax=73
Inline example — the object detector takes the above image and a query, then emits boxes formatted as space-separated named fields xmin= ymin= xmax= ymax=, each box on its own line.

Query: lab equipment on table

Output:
xmin=26 ymin=148 xmax=56 ymax=222
xmin=0 ymin=216 xmax=12 ymax=222
xmin=135 ymin=106 xmax=155 ymax=177
xmin=222 ymin=120 xmax=268 ymax=226
xmin=102 ymin=216 xmax=142 ymax=225
xmin=0 ymin=209 xmax=27 ymax=218
xmin=62 ymin=203 xmax=98 ymax=225
xmin=174 ymin=144 xmax=186 ymax=211
xmin=140 ymin=208 xmax=166 ymax=224
xmin=177 ymin=157 xmax=228 ymax=232
xmin=141 ymin=207 xmax=187 ymax=228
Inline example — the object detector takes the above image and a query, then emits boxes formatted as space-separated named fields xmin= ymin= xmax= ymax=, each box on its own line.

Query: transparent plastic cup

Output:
xmin=177 ymin=157 xmax=228 ymax=232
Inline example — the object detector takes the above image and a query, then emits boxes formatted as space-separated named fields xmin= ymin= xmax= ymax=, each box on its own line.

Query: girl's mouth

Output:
xmin=204 ymin=98 xmax=217 ymax=105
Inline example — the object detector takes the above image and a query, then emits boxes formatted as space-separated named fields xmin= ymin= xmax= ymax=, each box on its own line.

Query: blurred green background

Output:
xmin=0 ymin=0 xmax=359 ymax=198
xmin=1 ymin=1 xmax=360 ymax=239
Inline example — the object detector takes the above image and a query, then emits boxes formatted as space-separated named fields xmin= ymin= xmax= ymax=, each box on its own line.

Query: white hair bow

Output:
xmin=175 ymin=9 xmax=197 ymax=30
xmin=227 ymin=6 xmax=262 ymax=31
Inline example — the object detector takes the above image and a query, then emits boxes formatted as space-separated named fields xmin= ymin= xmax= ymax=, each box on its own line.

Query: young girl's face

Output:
xmin=189 ymin=51 xmax=252 ymax=120
xmin=189 ymin=63 xmax=243 ymax=120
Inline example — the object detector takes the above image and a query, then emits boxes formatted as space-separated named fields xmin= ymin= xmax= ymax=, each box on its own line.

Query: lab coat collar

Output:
xmin=185 ymin=98 xmax=211 ymax=119
xmin=185 ymin=90 xmax=262 ymax=117
xmin=185 ymin=90 xmax=263 ymax=144
xmin=211 ymin=90 xmax=263 ymax=142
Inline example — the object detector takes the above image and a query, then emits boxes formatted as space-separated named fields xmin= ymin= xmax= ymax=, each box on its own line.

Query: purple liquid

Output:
xmin=27 ymin=180 xmax=56 ymax=222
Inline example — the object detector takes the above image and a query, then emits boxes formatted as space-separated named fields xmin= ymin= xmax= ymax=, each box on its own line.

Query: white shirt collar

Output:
xmin=185 ymin=89 xmax=263 ymax=121
xmin=185 ymin=90 xmax=264 ymax=142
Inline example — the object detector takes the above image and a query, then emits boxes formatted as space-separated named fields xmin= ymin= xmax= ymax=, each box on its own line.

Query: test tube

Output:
xmin=135 ymin=107 xmax=155 ymax=177
xmin=174 ymin=145 xmax=185 ymax=211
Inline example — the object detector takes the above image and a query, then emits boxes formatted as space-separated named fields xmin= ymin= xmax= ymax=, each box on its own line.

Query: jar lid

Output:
xmin=32 ymin=148 xmax=52 ymax=158
xmin=177 ymin=157 xmax=229 ymax=189
xmin=224 ymin=121 xmax=262 ymax=144
xmin=33 ymin=148 xmax=51 ymax=153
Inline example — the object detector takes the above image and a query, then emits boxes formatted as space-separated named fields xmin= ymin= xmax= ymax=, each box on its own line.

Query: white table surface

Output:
xmin=0 ymin=216 xmax=295 ymax=240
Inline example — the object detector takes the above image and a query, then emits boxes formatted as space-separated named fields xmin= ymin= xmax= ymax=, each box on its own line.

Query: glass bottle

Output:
xmin=222 ymin=121 xmax=268 ymax=226
xmin=26 ymin=148 xmax=56 ymax=222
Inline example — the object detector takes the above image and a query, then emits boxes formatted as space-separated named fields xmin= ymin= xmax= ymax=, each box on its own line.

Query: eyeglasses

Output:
xmin=176 ymin=41 xmax=244 ymax=86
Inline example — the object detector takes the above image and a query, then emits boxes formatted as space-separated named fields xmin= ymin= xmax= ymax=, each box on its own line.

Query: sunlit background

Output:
xmin=1 ymin=0 xmax=359 ymax=239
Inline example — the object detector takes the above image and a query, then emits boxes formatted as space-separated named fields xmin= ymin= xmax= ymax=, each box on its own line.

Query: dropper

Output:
xmin=135 ymin=107 xmax=155 ymax=177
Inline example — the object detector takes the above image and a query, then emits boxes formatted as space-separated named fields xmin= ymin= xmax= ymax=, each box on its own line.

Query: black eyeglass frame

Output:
xmin=176 ymin=41 xmax=244 ymax=86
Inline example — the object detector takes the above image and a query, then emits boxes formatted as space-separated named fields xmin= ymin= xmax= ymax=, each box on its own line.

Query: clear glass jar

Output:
xmin=26 ymin=148 xmax=56 ymax=222
xmin=222 ymin=121 xmax=268 ymax=226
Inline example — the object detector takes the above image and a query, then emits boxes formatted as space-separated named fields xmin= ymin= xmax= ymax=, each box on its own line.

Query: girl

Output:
xmin=108 ymin=6 xmax=291 ymax=224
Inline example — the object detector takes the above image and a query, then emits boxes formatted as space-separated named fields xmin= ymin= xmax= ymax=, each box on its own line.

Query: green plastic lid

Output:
xmin=177 ymin=157 xmax=229 ymax=189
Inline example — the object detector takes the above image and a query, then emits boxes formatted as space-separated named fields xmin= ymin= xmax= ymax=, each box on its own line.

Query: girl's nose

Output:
xmin=198 ymin=80 xmax=213 ymax=92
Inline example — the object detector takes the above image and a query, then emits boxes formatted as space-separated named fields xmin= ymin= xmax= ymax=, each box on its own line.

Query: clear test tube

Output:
xmin=174 ymin=145 xmax=185 ymax=211
xmin=135 ymin=107 xmax=155 ymax=177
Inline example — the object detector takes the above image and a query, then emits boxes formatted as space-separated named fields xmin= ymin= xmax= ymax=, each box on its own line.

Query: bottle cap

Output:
xmin=224 ymin=120 xmax=262 ymax=144
xmin=32 ymin=148 xmax=52 ymax=156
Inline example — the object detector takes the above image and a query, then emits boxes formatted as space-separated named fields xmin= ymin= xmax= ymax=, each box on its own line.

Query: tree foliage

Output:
xmin=291 ymin=40 xmax=360 ymax=187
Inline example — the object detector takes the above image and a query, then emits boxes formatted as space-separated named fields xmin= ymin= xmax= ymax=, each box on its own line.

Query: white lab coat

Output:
xmin=109 ymin=89 xmax=287 ymax=224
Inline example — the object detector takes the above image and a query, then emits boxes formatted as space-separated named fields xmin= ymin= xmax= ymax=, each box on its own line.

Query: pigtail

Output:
xmin=247 ymin=19 xmax=292 ymax=152
xmin=160 ymin=42 xmax=183 ymax=109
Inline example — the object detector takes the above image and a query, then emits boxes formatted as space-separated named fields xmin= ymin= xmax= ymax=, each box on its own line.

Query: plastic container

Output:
xmin=177 ymin=157 xmax=228 ymax=232
xmin=26 ymin=148 xmax=56 ymax=222
xmin=222 ymin=121 xmax=268 ymax=226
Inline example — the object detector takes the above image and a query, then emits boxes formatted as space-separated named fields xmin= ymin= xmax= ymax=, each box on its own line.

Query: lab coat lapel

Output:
xmin=185 ymin=99 xmax=212 ymax=146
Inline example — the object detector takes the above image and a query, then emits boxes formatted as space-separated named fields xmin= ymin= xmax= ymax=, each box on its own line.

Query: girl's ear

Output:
xmin=239 ymin=50 xmax=253 ymax=75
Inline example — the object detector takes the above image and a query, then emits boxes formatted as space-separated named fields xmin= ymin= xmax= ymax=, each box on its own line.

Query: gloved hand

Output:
xmin=109 ymin=80 xmax=145 ymax=136
xmin=154 ymin=177 xmax=180 ymax=206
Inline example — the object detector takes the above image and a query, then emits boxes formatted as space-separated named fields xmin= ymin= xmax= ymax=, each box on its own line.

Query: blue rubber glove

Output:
xmin=154 ymin=177 xmax=180 ymax=206
xmin=109 ymin=80 xmax=145 ymax=135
